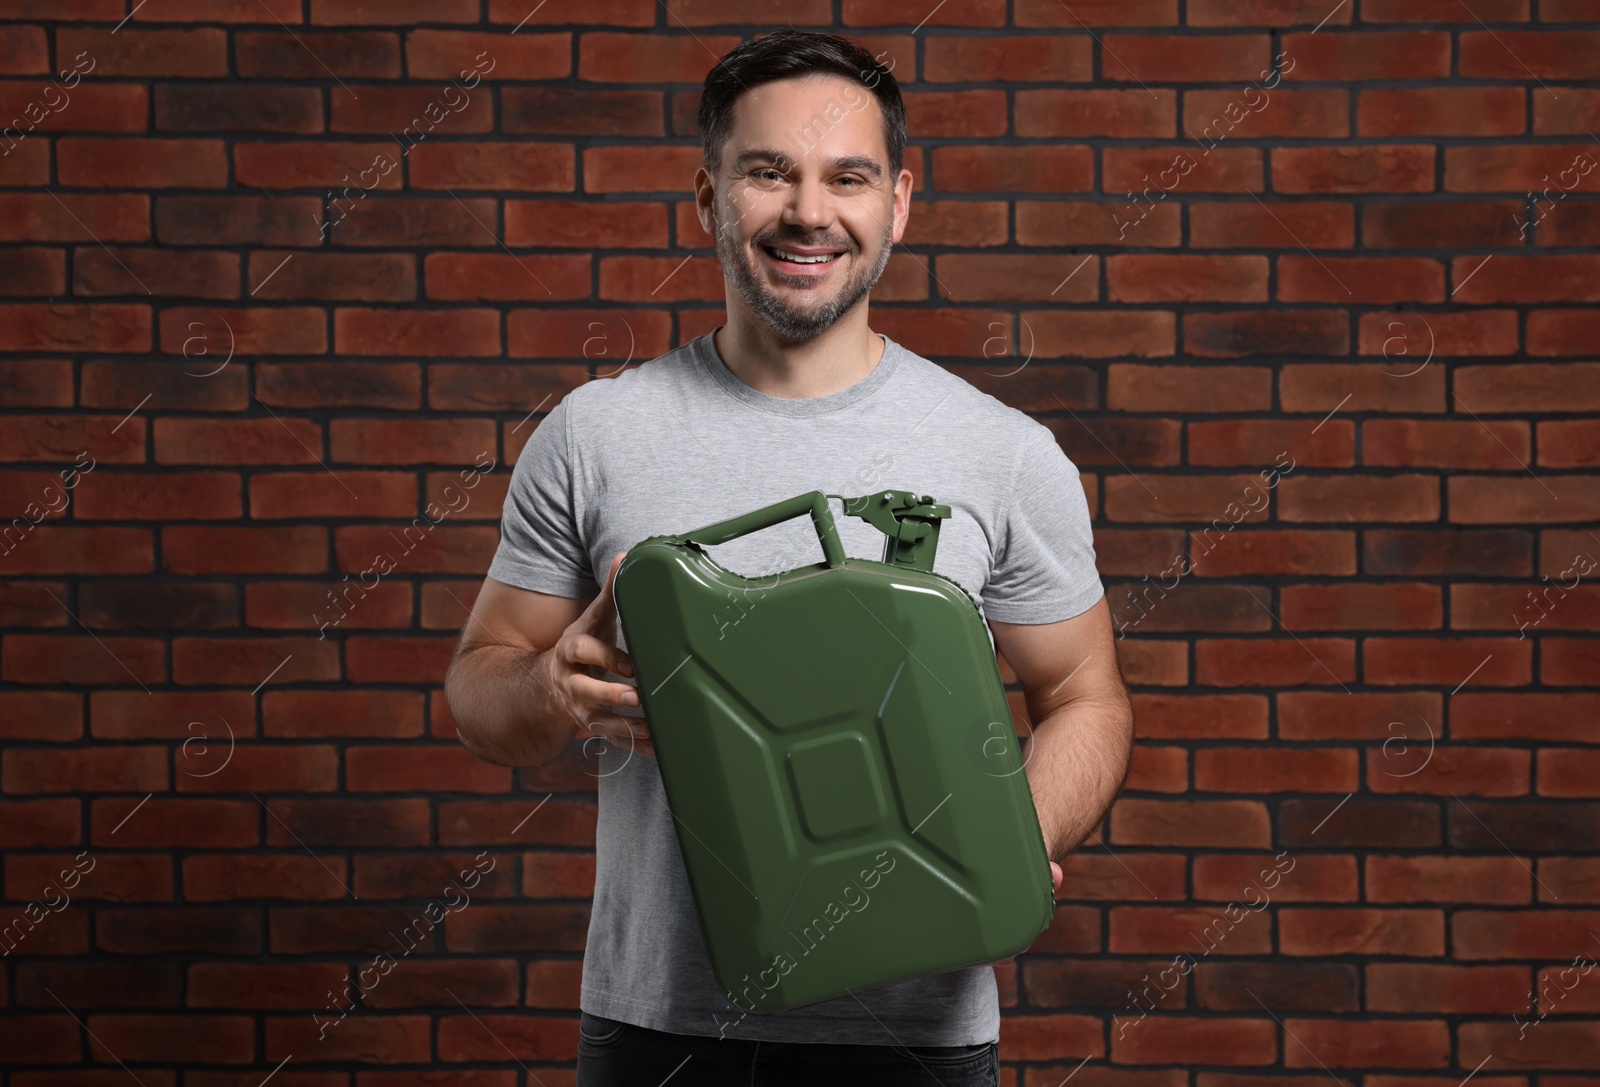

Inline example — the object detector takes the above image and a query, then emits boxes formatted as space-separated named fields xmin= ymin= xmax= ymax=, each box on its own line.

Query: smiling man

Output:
xmin=446 ymin=28 xmax=1134 ymax=1087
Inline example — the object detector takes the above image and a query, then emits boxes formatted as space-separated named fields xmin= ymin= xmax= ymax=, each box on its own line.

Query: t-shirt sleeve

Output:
xmin=486 ymin=394 xmax=599 ymax=600
xmin=981 ymin=426 xmax=1104 ymax=624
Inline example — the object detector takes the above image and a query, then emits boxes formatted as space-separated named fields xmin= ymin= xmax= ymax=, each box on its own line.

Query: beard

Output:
xmin=712 ymin=199 xmax=894 ymax=343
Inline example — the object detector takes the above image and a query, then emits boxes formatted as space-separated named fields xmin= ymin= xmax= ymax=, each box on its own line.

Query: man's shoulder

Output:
xmin=885 ymin=337 xmax=1057 ymax=452
xmin=557 ymin=335 xmax=703 ymax=419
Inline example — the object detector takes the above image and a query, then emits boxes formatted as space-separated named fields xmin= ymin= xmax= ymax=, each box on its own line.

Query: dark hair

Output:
xmin=698 ymin=28 xmax=906 ymax=180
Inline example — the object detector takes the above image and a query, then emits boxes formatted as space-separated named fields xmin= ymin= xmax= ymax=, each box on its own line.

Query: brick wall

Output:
xmin=2 ymin=0 xmax=1598 ymax=1081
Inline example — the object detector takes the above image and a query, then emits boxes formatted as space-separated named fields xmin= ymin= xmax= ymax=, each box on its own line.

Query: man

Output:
xmin=445 ymin=27 xmax=1134 ymax=1087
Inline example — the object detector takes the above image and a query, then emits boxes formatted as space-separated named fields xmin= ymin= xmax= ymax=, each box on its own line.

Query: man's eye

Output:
xmin=836 ymin=176 xmax=863 ymax=188
xmin=755 ymin=168 xmax=786 ymax=182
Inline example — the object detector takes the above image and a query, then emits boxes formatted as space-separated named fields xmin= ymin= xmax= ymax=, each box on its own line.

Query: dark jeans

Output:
xmin=576 ymin=1010 xmax=1000 ymax=1086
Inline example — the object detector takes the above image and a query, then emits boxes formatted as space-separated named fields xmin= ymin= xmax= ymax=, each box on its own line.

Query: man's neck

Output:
xmin=712 ymin=317 xmax=885 ymax=401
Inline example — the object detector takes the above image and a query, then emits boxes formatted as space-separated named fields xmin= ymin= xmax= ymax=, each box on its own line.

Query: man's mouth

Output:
xmin=762 ymin=244 xmax=845 ymax=266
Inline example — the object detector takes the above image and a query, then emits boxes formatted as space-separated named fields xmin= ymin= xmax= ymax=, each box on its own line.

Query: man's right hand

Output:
xmin=541 ymin=550 xmax=655 ymax=759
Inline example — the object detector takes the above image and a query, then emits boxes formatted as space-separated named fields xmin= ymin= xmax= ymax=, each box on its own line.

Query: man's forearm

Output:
xmin=445 ymin=644 xmax=572 ymax=768
xmin=1022 ymin=694 xmax=1135 ymax=860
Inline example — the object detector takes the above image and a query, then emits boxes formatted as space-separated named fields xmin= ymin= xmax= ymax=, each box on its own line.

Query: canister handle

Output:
xmin=677 ymin=490 xmax=847 ymax=568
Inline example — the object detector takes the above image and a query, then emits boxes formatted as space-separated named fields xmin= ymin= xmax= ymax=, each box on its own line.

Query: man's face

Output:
xmin=698 ymin=74 xmax=910 ymax=343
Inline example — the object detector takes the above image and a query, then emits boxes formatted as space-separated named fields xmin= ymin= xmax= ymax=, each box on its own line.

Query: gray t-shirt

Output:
xmin=486 ymin=328 xmax=1103 ymax=1045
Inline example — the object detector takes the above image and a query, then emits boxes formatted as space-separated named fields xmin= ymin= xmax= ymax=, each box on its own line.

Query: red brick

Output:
xmin=1190 ymin=531 xmax=1356 ymax=577
xmin=1189 ymin=87 xmax=1349 ymax=140
xmin=506 ymin=199 xmax=668 ymax=248
xmin=249 ymin=251 xmax=415 ymax=302
xmin=0 ymin=798 xmax=80 ymax=847
xmin=1364 ymin=201 xmax=1524 ymax=248
xmin=1367 ymin=964 xmax=1530 ymax=1016
xmin=933 ymin=145 xmax=1095 ymax=193
xmin=340 ymin=744 xmax=508 ymax=793
xmin=1110 ymin=906 xmax=1274 ymax=956
xmin=1281 ymin=1018 xmax=1451 ymax=1068
xmin=1193 ymin=853 xmax=1359 ymax=902
xmin=0 ymin=25 xmax=47 ymax=73
xmin=162 ymin=525 xmax=326 ymax=575
xmin=1015 ymin=91 xmax=1169 ymax=145
xmin=334 ymin=308 xmax=498 ymax=357
xmin=0 ymin=303 xmax=150 ymax=352
xmin=1124 ymin=744 xmax=1188 ymax=793
xmin=1461 ymin=29 xmax=1600 ymax=79
xmin=1366 ymin=857 xmax=1532 ymax=904
xmin=90 ymin=690 xmax=254 ymax=740
xmin=1282 ymin=908 xmax=1445 ymax=956
xmin=1110 ymin=799 xmax=1271 ymax=848
xmin=1281 ymin=582 xmax=1441 ymax=630
xmin=1454 ymin=909 xmax=1600 ymax=959
xmin=930 ymin=253 xmax=1099 ymax=304
xmin=158 ymin=306 xmax=325 ymax=357
xmin=56 ymin=133 xmax=228 ymax=191
xmin=1366 ymin=528 xmax=1531 ymax=576
xmin=1539 ymin=858 xmax=1600 ymax=903
xmin=249 ymin=470 xmax=417 ymax=519
xmin=74 ymin=247 xmax=239 ymax=299
xmin=1360 ymin=87 xmax=1525 ymax=136
xmin=1113 ymin=1015 xmax=1277 ymax=1066
xmin=233 ymin=141 xmax=404 ymax=190
xmin=1546 ymin=638 xmax=1600 ymax=685
xmin=3 ymin=745 xmax=167 ymax=793
xmin=185 ymin=864 xmax=352 ymax=902
xmin=1451 ymin=255 xmax=1600 ymax=303
xmin=1364 ymin=419 xmax=1531 ymax=469
xmin=1279 ymin=256 xmax=1445 ymax=303
xmin=1186 ymin=309 xmax=1348 ymax=357
xmin=1281 ymin=362 xmax=1444 ymax=413
xmin=1196 ymin=637 xmax=1356 ymax=687
xmin=1273 ymin=145 xmax=1435 ymax=193
xmin=1191 ymin=200 xmax=1353 ymax=248
xmin=1104 ymin=473 xmax=1273 ymax=524
xmin=1112 ymin=256 xmax=1270 ymax=303
xmin=582 ymin=145 xmax=707 ymax=194
xmin=1278 ymin=474 xmax=1440 ymax=522
xmin=0 ymin=196 xmax=148 ymax=244
xmin=592 ymin=254 xmax=727 ymax=305
xmin=1189 ymin=420 xmax=1353 ymax=468
xmin=1284 ymin=30 xmax=1451 ymax=80
xmin=0 ymin=80 xmax=146 ymax=131
xmin=1538 ymin=749 xmax=1600 ymax=797
xmin=1365 ymin=636 xmax=1531 ymax=687
xmin=0 ymin=691 xmax=81 ymax=741
xmin=1132 ymin=694 xmax=1268 ymax=740
xmin=407 ymin=30 xmax=571 ymax=80
xmin=1542 ymin=419 xmax=1600 ymax=464
xmin=2 ymin=637 xmax=166 ymax=688
xmin=1014 ymin=309 xmax=1176 ymax=359
xmin=57 ymin=28 xmax=228 ymax=77
xmin=1105 ymin=146 xmax=1262 ymax=193
xmin=1195 ymin=747 xmax=1359 ymax=792
xmin=1451 ymin=583 xmax=1600 ymax=634
xmin=187 ymin=962 xmax=349 ymax=1009
xmin=329 ymin=419 xmax=496 ymax=464
xmin=236 ymin=30 xmax=401 ymax=79
xmin=1449 ymin=476 xmax=1600 ymax=525
xmin=262 ymin=689 xmax=425 ymax=738
xmin=406 ymin=140 xmax=576 ymax=191
xmin=1364 ymin=0 xmax=1527 ymax=16
xmin=245 ymin=579 xmax=411 ymax=633
xmin=1530 ymin=310 xmax=1600 ymax=356
xmin=74 ymin=471 xmax=241 ymax=521
xmin=1452 ymin=692 xmax=1600 ymax=743
xmin=1018 ymin=198 xmax=1182 ymax=247
xmin=1456 ymin=363 xmax=1600 ymax=412
xmin=256 ymin=362 xmax=420 ymax=409
xmin=578 ymin=31 xmax=742 ymax=83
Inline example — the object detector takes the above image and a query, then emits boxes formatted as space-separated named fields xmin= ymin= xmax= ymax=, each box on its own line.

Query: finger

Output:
xmin=579 ymin=713 xmax=654 ymax=756
xmin=569 ymin=673 xmax=641 ymax=709
xmin=567 ymin=631 xmax=635 ymax=678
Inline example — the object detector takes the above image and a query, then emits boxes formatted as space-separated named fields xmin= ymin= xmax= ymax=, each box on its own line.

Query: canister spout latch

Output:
xmin=831 ymin=490 xmax=951 ymax=572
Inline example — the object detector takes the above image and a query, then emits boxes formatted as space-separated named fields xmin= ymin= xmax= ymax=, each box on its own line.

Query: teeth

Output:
xmin=768 ymin=247 xmax=838 ymax=264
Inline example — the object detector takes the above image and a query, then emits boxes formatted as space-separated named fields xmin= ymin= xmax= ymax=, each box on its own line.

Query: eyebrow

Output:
xmin=732 ymin=148 xmax=884 ymax=181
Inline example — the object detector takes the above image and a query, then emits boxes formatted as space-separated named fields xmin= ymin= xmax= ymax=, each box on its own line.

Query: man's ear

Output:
xmin=693 ymin=165 xmax=717 ymax=239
